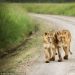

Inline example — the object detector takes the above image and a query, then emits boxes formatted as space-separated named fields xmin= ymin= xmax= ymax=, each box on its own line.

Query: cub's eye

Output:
xmin=45 ymin=32 xmax=49 ymax=36
xmin=63 ymin=37 xmax=65 ymax=39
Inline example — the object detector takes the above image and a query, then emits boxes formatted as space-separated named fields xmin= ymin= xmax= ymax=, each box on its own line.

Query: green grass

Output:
xmin=20 ymin=3 xmax=75 ymax=16
xmin=0 ymin=3 xmax=35 ymax=57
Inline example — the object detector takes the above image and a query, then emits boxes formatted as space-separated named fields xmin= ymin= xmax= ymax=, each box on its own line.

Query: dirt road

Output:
xmin=17 ymin=14 xmax=75 ymax=75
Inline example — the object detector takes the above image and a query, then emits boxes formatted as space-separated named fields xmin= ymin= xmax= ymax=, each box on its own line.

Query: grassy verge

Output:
xmin=0 ymin=16 xmax=57 ymax=73
xmin=0 ymin=3 xmax=35 ymax=57
xmin=20 ymin=3 xmax=75 ymax=16
xmin=0 ymin=18 xmax=37 ymax=72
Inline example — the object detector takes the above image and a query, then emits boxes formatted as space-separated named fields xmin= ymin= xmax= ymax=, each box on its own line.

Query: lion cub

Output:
xmin=43 ymin=31 xmax=56 ymax=63
xmin=56 ymin=30 xmax=72 ymax=62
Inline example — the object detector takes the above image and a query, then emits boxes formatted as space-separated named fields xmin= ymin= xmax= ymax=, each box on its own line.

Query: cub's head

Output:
xmin=56 ymin=30 xmax=68 ymax=43
xmin=44 ymin=31 xmax=55 ymax=43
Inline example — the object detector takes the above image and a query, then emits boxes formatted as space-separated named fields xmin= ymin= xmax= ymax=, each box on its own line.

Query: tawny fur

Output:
xmin=43 ymin=31 xmax=56 ymax=63
xmin=56 ymin=30 xmax=72 ymax=62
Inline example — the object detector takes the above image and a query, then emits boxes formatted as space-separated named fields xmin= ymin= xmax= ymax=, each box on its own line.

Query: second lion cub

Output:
xmin=56 ymin=30 xmax=72 ymax=62
xmin=43 ymin=31 xmax=56 ymax=63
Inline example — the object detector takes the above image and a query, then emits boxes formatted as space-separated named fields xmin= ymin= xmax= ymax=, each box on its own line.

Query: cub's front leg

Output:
xmin=63 ymin=46 xmax=69 ymax=60
xmin=44 ymin=47 xmax=50 ymax=63
xmin=57 ymin=46 xmax=62 ymax=62
xmin=52 ymin=47 xmax=56 ymax=61
xmin=50 ymin=47 xmax=56 ymax=61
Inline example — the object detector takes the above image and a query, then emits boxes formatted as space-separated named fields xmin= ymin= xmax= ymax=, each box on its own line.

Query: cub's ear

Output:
xmin=55 ymin=32 xmax=57 ymax=38
xmin=45 ymin=31 xmax=48 ymax=35
xmin=55 ymin=32 xmax=57 ymax=36
xmin=57 ymin=32 xmax=59 ymax=35
xmin=55 ymin=32 xmax=58 ymax=43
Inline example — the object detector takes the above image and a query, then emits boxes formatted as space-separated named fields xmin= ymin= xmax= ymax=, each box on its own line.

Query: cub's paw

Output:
xmin=64 ymin=55 xmax=68 ymax=60
xmin=50 ymin=57 xmax=55 ymax=61
xmin=45 ymin=61 xmax=50 ymax=63
xmin=58 ymin=60 xmax=62 ymax=62
xmin=58 ymin=58 xmax=62 ymax=62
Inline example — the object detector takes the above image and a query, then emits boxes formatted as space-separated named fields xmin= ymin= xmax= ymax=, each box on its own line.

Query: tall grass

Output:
xmin=0 ymin=3 xmax=35 ymax=57
xmin=21 ymin=3 xmax=75 ymax=16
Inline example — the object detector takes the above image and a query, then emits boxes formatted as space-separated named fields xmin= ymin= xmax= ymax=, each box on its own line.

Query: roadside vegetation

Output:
xmin=21 ymin=3 xmax=75 ymax=16
xmin=0 ymin=3 xmax=35 ymax=57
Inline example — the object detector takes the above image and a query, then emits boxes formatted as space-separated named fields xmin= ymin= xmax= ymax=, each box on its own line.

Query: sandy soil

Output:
xmin=16 ymin=14 xmax=75 ymax=75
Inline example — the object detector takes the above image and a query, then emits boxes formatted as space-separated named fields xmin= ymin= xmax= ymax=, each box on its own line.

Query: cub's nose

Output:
xmin=48 ymin=37 xmax=50 ymax=38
